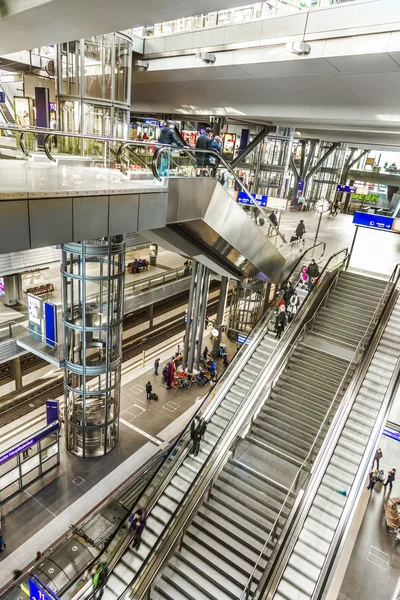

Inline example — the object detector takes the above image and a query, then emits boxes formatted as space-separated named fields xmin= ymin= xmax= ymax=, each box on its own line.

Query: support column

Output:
xmin=187 ymin=264 xmax=204 ymax=374
xmin=182 ymin=261 xmax=198 ymax=371
xmin=147 ymin=304 xmax=154 ymax=328
xmin=212 ymin=277 xmax=229 ymax=354
xmin=149 ymin=243 xmax=158 ymax=266
xmin=4 ymin=274 xmax=22 ymax=307
xmin=194 ymin=267 xmax=211 ymax=371
xmin=10 ymin=356 xmax=22 ymax=390
xmin=61 ymin=237 xmax=125 ymax=458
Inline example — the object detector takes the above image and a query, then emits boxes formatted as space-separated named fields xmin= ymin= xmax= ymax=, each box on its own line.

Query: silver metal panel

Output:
xmin=147 ymin=178 xmax=285 ymax=282
xmin=223 ymin=21 xmax=263 ymax=46
xmin=0 ymin=339 xmax=26 ymax=365
xmin=109 ymin=193 xmax=139 ymax=236
xmin=29 ymin=198 xmax=73 ymax=248
xmin=124 ymin=276 xmax=191 ymax=313
xmin=137 ymin=192 xmax=168 ymax=231
xmin=73 ymin=196 xmax=109 ymax=242
xmin=0 ymin=200 xmax=30 ymax=253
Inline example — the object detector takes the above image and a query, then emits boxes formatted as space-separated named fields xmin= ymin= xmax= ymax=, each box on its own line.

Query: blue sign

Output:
xmin=0 ymin=422 xmax=59 ymax=467
xmin=184 ymin=314 xmax=187 ymax=323
xmin=337 ymin=184 xmax=356 ymax=193
xmin=46 ymin=400 xmax=59 ymax=425
xmin=0 ymin=92 xmax=5 ymax=103
xmin=237 ymin=192 xmax=268 ymax=208
xmin=298 ymin=180 xmax=305 ymax=192
xmin=352 ymin=212 xmax=394 ymax=230
xmin=237 ymin=334 xmax=251 ymax=345
xmin=44 ymin=302 xmax=57 ymax=348
xmin=383 ymin=427 xmax=400 ymax=443
xmin=29 ymin=577 xmax=60 ymax=600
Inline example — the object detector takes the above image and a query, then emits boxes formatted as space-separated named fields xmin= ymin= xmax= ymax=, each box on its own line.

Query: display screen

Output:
xmin=44 ymin=302 xmax=57 ymax=347
xmin=352 ymin=212 xmax=394 ymax=230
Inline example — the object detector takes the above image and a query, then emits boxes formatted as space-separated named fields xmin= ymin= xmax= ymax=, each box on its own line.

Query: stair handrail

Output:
xmin=112 ymin=254 xmax=347 ymax=600
xmin=256 ymin=263 xmax=400 ymax=600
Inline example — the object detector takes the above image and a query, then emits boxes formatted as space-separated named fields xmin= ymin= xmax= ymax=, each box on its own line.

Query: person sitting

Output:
xmin=131 ymin=259 xmax=139 ymax=274
xmin=142 ymin=258 xmax=149 ymax=270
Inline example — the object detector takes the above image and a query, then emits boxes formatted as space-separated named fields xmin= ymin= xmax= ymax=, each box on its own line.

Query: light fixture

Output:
xmin=196 ymin=52 xmax=216 ymax=64
xmin=134 ymin=60 xmax=149 ymax=70
xmin=286 ymin=41 xmax=311 ymax=55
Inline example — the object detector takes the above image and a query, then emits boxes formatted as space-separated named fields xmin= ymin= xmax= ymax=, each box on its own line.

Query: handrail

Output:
xmin=257 ymin=263 xmax=400 ymax=600
xmin=126 ymin=266 xmax=187 ymax=296
xmin=114 ymin=251 xmax=344 ymax=600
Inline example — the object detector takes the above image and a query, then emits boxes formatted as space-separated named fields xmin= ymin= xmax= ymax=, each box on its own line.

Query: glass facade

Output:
xmin=56 ymin=32 xmax=132 ymax=140
xmin=61 ymin=239 xmax=126 ymax=458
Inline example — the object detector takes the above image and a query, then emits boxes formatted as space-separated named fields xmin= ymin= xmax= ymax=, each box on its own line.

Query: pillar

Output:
xmin=4 ymin=274 xmax=22 ymax=307
xmin=61 ymin=237 xmax=125 ymax=458
xmin=194 ymin=268 xmax=211 ymax=371
xmin=147 ymin=304 xmax=154 ymax=328
xmin=212 ymin=277 xmax=229 ymax=354
xmin=10 ymin=356 xmax=22 ymax=390
xmin=182 ymin=262 xmax=210 ymax=373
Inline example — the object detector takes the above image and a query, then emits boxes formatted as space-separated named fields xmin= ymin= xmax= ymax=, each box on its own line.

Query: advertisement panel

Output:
xmin=27 ymin=294 xmax=43 ymax=325
xmin=46 ymin=400 xmax=59 ymax=425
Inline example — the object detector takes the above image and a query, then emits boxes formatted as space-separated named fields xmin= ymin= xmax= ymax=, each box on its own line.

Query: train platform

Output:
xmin=0 ymin=323 xmax=236 ymax=583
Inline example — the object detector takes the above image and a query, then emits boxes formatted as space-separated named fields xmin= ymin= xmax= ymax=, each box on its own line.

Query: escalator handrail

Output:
xmin=116 ymin=256 xmax=345 ymax=600
xmin=258 ymin=263 xmax=400 ymax=600
xmin=149 ymin=143 xmax=287 ymax=243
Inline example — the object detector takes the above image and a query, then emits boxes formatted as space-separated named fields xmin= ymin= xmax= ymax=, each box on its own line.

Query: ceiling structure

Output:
xmin=0 ymin=0 xmax=245 ymax=54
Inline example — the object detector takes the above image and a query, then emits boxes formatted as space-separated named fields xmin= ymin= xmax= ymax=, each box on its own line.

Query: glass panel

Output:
xmin=22 ymin=466 xmax=40 ymax=486
xmin=0 ymin=466 xmax=20 ymax=490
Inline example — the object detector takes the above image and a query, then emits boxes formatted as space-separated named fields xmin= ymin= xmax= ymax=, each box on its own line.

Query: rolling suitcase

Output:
xmin=151 ymin=392 xmax=159 ymax=401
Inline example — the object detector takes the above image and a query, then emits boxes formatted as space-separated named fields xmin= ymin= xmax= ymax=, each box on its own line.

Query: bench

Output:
xmin=25 ymin=283 xmax=54 ymax=297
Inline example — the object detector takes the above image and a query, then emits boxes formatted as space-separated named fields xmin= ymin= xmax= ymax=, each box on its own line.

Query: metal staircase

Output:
xmin=148 ymin=343 xmax=349 ymax=600
xmin=272 ymin=286 xmax=400 ymax=600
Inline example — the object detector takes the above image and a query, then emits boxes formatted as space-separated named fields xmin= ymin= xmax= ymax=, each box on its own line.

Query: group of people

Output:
xmin=367 ymin=447 xmax=397 ymax=492
xmin=127 ymin=258 xmax=149 ymax=274
xmin=274 ymin=281 xmax=301 ymax=339
xmin=300 ymin=259 xmax=320 ymax=291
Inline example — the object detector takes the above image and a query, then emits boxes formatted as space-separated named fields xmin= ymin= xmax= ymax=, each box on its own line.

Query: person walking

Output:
xmin=154 ymin=358 xmax=160 ymax=376
xmin=202 ymin=346 xmax=209 ymax=361
xmin=190 ymin=415 xmax=207 ymax=456
xmin=307 ymin=259 xmax=320 ymax=290
xmin=287 ymin=291 xmax=300 ymax=322
xmin=295 ymin=220 xmax=306 ymax=240
xmin=130 ymin=508 xmax=147 ymax=550
xmin=384 ymin=468 xmax=396 ymax=492
xmin=210 ymin=135 xmax=222 ymax=177
xmin=145 ymin=381 xmax=152 ymax=400
xmin=0 ymin=532 xmax=6 ymax=552
xmin=275 ymin=305 xmax=286 ymax=339
xmin=195 ymin=127 xmax=213 ymax=174
xmin=269 ymin=210 xmax=278 ymax=228
xmin=373 ymin=448 xmax=383 ymax=470
xmin=91 ymin=562 xmax=108 ymax=600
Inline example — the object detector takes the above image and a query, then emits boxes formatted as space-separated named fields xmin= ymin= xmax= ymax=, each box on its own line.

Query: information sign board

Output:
xmin=29 ymin=577 xmax=60 ymax=600
xmin=337 ymin=184 xmax=356 ymax=193
xmin=352 ymin=212 xmax=394 ymax=230
xmin=237 ymin=192 xmax=268 ymax=208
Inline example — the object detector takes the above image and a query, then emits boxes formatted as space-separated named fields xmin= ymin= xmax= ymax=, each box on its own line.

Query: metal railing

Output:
xmin=132 ymin=0 xmax=361 ymax=39
xmin=125 ymin=266 xmax=188 ymax=296
xmin=257 ymin=263 xmax=400 ymax=600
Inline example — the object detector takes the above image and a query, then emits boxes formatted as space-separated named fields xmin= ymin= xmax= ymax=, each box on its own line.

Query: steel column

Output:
xmin=230 ymin=126 xmax=270 ymax=169
xmin=194 ymin=267 xmax=211 ymax=371
xmin=212 ymin=277 xmax=229 ymax=353
xmin=182 ymin=261 xmax=198 ymax=371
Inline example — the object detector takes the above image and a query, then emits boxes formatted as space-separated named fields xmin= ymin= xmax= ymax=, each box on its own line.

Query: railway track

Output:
xmin=0 ymin=293 xmax=224 ymax=427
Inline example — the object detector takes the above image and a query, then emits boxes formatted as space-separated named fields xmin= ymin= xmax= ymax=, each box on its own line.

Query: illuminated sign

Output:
xmin=352 ymin=212 xmax=393 ymax=230
xmin=0 ymin=422 xmax=59 ymax=466
xmin=337 ymin=184 xmax=356 ymax=193
xmin=237 ymin=192 xmax=268 ymax=208
xmin=351 ymin=193 xmax=379 ymax=203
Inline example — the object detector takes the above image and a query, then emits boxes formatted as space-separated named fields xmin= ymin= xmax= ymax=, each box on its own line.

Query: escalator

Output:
xmin=106 ymin=265 xmax=391 ymax=600
xmin=265 ymin=266 xmax=400 ymax=600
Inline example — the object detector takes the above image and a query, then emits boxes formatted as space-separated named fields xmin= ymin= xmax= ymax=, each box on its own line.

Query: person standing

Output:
xmin=210 ymin=135 xmax=222 ymax=177
xmin=158 ymin=120 xmax=184 ymax=177
xmin=154 ymin=358 xmax=160 ymax=376
xmin=0 ymin=532 xmax=6 ymax=551
xmin=130 ymin=508 xmax=147 ymax=550
xmin=195 ymin=127 xmax=213 ymax=174
xmin=282 ymin=281 xmax=294 ymax=308
xmin=275 ymin=305 xmax=286 ymax=339
xmin=91 ymin=562 xmax=108 ymax=600
xmin=384 ymin=468 xmax=396 ymax=492
xmin=373 ymin=448 xmax=383 ymax=470
xmin=367 ymin=469 xmax=378 ymax=491
xmin=190 ymin=415 xmax=207 ymax=456
xmin=145 ymin=381 xmax=152 ymax=400
xmin=307 ymin=259 xmax=320 ymax=290
xmin=295 ymin=220 xmax=306 ymax=240
xmin=287 ymin=291 xmax=300 ymax=322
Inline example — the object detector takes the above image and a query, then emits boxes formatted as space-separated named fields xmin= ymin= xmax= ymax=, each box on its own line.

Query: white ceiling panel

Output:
xmin=325 ymin=53 xmax=400 ymax=73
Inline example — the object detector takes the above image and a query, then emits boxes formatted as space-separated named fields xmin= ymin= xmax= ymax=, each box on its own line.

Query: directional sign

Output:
xmin=237 ymin=192 xmax=268 ymax=208
xmin=337 ymin=184 xmax=356 ymax=193
xmin=352 ymin=212 xmax=394 ymax=230
xmin=383 ymin=427 xmax=400 ymax=443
